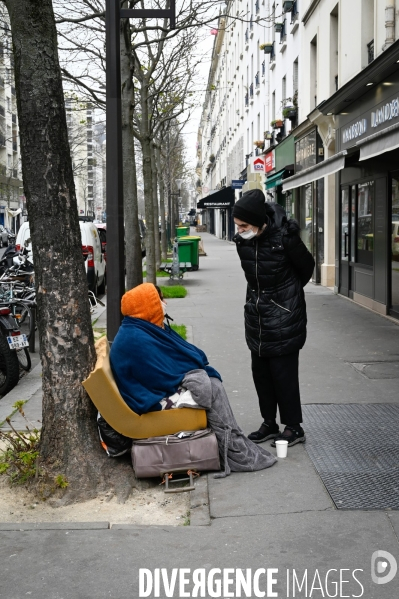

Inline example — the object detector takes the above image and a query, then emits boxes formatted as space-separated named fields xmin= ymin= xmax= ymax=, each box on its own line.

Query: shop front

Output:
xmin=315 ymin=38 xmax=399 ymax=318
xmin=197 ymin=186 xmax=235 ymax=241
xmin=281 ymin=128 xmax=326 ymax=283
xmin=338 ymin=102 xmax=399 ymax=317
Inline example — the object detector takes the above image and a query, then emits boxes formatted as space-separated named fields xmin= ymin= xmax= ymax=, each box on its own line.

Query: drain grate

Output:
xmin=302 ymin=404 xmax=399 ymax=510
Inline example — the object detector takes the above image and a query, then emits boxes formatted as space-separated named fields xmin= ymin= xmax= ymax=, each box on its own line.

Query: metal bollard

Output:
xmin=28 ymin=306 xmax=36 ymax=353
xmin=171 ymin=238 xmax=180 ymax=279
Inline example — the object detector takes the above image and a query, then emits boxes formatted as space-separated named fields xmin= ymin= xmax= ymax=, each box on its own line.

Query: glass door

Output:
xmin=340 ymin=187 xmax=350 ymax=295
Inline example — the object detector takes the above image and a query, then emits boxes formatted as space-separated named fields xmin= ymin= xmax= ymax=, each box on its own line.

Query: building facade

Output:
xmin=0 ymin=14 xmax=24 ymax=232
xmin=198 ymin=0 xmax=399 ymax=321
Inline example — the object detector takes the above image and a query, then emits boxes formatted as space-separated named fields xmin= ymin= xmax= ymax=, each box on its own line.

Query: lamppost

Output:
xmin=106 ymin=0 xmax=176 ymax=343
xmin=175 ymin=178 xmax=183 ymax=228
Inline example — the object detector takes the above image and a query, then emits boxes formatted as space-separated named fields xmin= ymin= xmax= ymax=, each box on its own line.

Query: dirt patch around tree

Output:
xmin=0 ymin=476 xmax=190 ymax=526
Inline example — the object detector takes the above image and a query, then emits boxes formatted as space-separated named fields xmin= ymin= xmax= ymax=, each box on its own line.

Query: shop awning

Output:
xmin=357 ymin=122 xmax=399 ymax=161
xmin=266 ymin=169 xmax=285 ymax=190
xmin=282 ymin=151 xmax=348 ymax=192
xmin=197 ymin=186 xmax=235 ymax=209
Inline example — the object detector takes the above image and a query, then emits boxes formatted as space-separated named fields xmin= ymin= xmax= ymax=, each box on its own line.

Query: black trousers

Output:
xmin=251 ymin=351 xmax=302 ymax=426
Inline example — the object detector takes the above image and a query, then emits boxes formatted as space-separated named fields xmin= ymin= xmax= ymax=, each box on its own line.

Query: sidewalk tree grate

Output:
xmin=302 ymin=404 xmax=399 ymax=510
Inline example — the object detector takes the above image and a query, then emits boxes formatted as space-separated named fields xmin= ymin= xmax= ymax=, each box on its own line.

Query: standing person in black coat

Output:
xmin=232 ymin=189 xmax=315 ymax=447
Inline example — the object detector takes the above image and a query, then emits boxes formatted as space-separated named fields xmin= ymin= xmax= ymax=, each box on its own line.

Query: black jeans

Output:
xmin=251 ymin=351 xmax=302 ymax=426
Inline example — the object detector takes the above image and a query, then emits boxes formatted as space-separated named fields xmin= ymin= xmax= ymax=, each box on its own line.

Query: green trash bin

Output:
xmin=176 ymin=226 xmax=190 ymax=237
xmin=177 ymin=239 xmax=193 ymax=265
xmin=179 ymin=235 xmax=201 ymax=270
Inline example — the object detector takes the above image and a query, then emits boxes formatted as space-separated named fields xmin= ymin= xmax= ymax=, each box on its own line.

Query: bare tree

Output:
xmin=1 ymin=0 xmax=135 ymax=503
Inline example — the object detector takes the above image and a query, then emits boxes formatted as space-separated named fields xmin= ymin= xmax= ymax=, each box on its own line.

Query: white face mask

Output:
xmin=161 ymin=301 xmax=168 ymax=315
xmin=240 ymin=227 xmax=258 ymax=240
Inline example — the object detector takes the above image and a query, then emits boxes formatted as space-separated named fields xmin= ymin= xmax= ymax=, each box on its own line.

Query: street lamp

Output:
xmin=106 ymin=0 xmax=176 ymax=343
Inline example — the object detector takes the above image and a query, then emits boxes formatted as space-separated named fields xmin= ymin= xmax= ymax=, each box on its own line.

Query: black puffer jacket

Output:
xmin=234 ymin=204 xmax=315 ymax=357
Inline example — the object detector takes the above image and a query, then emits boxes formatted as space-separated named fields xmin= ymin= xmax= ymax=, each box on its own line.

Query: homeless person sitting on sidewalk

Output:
xmin=109 ymin=283 xmax=276 ymax=477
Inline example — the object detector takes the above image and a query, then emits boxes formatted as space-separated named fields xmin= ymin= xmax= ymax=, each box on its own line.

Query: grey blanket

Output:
xmin=182 ymin=370 xmax=277 ymax=477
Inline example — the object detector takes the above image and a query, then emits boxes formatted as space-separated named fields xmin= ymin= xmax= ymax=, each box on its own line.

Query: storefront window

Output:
xmin=300 ymin=183 xmax=312 ymax=253
xmin=391 ymin=177 xmax=399 ymax=311
xmin=357 ymin=181 xmax=374 ymax=266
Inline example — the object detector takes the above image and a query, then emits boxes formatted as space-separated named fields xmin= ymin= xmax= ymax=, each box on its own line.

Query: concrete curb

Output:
xmin=0 ymin=521 xmax=110 ymax=531
xmin=189 ymin=474 xmax=211 ymax=526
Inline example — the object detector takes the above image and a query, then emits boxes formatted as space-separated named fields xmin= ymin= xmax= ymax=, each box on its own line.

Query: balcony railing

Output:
xmin=245 ymin=92 xmax=249 ymax=107
xmin=255 ymin=72 xmax=260 ymax=88
xmin=280 ymin=19 xmax=287 ymax=43
xmin=262 ymin=60 xmax=266 ymax=77
xmin=270 ymin=41 xmax=276 ymax=62
xmin=291 ymin=0 xmax=299 ymax=23
xmin=249 ymin=83 xmax=254 ymax=98
xmin=367 ymin=39 xmax=374 ymax=64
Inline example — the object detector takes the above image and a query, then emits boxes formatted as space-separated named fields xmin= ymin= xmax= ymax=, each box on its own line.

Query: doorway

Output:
xmin=299 ymin=180 xmax=324 ymax=283
xmin=390 ymin=174 xmax=399 ymax=317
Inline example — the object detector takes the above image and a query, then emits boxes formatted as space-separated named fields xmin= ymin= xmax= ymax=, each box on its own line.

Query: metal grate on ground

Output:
xmin=302 ymin=404 xmax=399 ymax=510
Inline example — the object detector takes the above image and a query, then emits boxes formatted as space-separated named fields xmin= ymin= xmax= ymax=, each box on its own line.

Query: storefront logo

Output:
xmin=342 ymin=119 xmax=367 ymax=144
xmin=371 ymin=98 xmax=399 ymax=128
xmin=253 ymin=157 xmax=266 ymax=172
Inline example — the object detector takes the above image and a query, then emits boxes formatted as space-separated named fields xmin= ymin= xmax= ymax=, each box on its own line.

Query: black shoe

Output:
xmin=248 ymin=421 xmax=280 ymax=443
xmin=271 ymin=425 xmax=306 ymax=447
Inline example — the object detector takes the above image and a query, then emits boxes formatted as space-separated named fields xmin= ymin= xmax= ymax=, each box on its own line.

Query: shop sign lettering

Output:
xmin=371 ymin=98 xmax=399 ymax=128
xmin=342 ymin=119 xmax=367 ymax=144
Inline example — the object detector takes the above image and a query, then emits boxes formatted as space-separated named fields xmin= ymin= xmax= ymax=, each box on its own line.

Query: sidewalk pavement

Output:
xmin=1 ymin=232 xmax=399 ymax=598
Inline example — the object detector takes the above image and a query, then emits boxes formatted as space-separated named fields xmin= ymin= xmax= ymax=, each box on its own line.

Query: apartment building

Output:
xmin=198 ymin=0 xmax=399 ymax=321
xmin=280 ymin=0 xmax=399 ymax=319
xmin=0 ymin=16 xmax=24 ymax=232
xmin=65 ymin=98 xmax=105 ymax=219
xmin=197 ymin=0 xmax=301 ymax=240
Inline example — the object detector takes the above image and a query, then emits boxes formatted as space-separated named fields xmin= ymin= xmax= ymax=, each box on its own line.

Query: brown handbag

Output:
xmin=131 ymin=428 xmax=221 ymax=478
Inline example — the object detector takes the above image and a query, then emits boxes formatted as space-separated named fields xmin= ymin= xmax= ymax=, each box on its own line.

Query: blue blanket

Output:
xmin=109 ymin=317 xmax=221 ymax=415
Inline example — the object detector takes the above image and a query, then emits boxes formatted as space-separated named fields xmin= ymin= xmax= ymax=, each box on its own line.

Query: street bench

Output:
xmin=159 ymin=262 xmax=192 ymax=279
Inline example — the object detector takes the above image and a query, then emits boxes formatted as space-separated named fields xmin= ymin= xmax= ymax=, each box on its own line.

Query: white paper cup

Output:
xmin=275 ymin=440 xmax=288 ymax=458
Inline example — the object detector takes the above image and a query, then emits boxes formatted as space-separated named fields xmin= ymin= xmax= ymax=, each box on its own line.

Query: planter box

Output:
xmin=271 ymin=120 xmax=284 ymax=129
xmin=274 ymin=22 xmax=284 ymax=33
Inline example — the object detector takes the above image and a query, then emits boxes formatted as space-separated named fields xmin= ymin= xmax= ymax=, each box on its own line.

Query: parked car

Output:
xmin=95 ymin=223 xmax=107 ymax=262
xmin=80 ymin=221 xmax=106 ymax=295
xmin=15 ymin=221 xmax=32 ymax=260
xmin=0 ymin=225 xmax=9 ymax=248
xmin=16 ymin=221 xmax=106 ymax=296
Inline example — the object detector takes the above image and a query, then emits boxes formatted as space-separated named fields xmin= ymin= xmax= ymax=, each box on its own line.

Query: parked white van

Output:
xmin=15 ymin=220 xmax=106 ymax=296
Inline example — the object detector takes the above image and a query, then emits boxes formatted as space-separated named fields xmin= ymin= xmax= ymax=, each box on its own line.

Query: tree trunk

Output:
xmin=156 ymin=146 xmax=168 ymax=261
xmin=121 ymin=14 xmax=142 ymax=290
xmin=151 ymin=143 xmax=161 ymax=269
xmin=140 ymin=82 xmax=155 ymax=284
xmin=5 ymin=0 xmax=136 ymax=503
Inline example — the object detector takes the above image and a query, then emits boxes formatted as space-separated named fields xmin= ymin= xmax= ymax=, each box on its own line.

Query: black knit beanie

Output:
xmin=232 ymin=189 xmax=266 ymax=228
